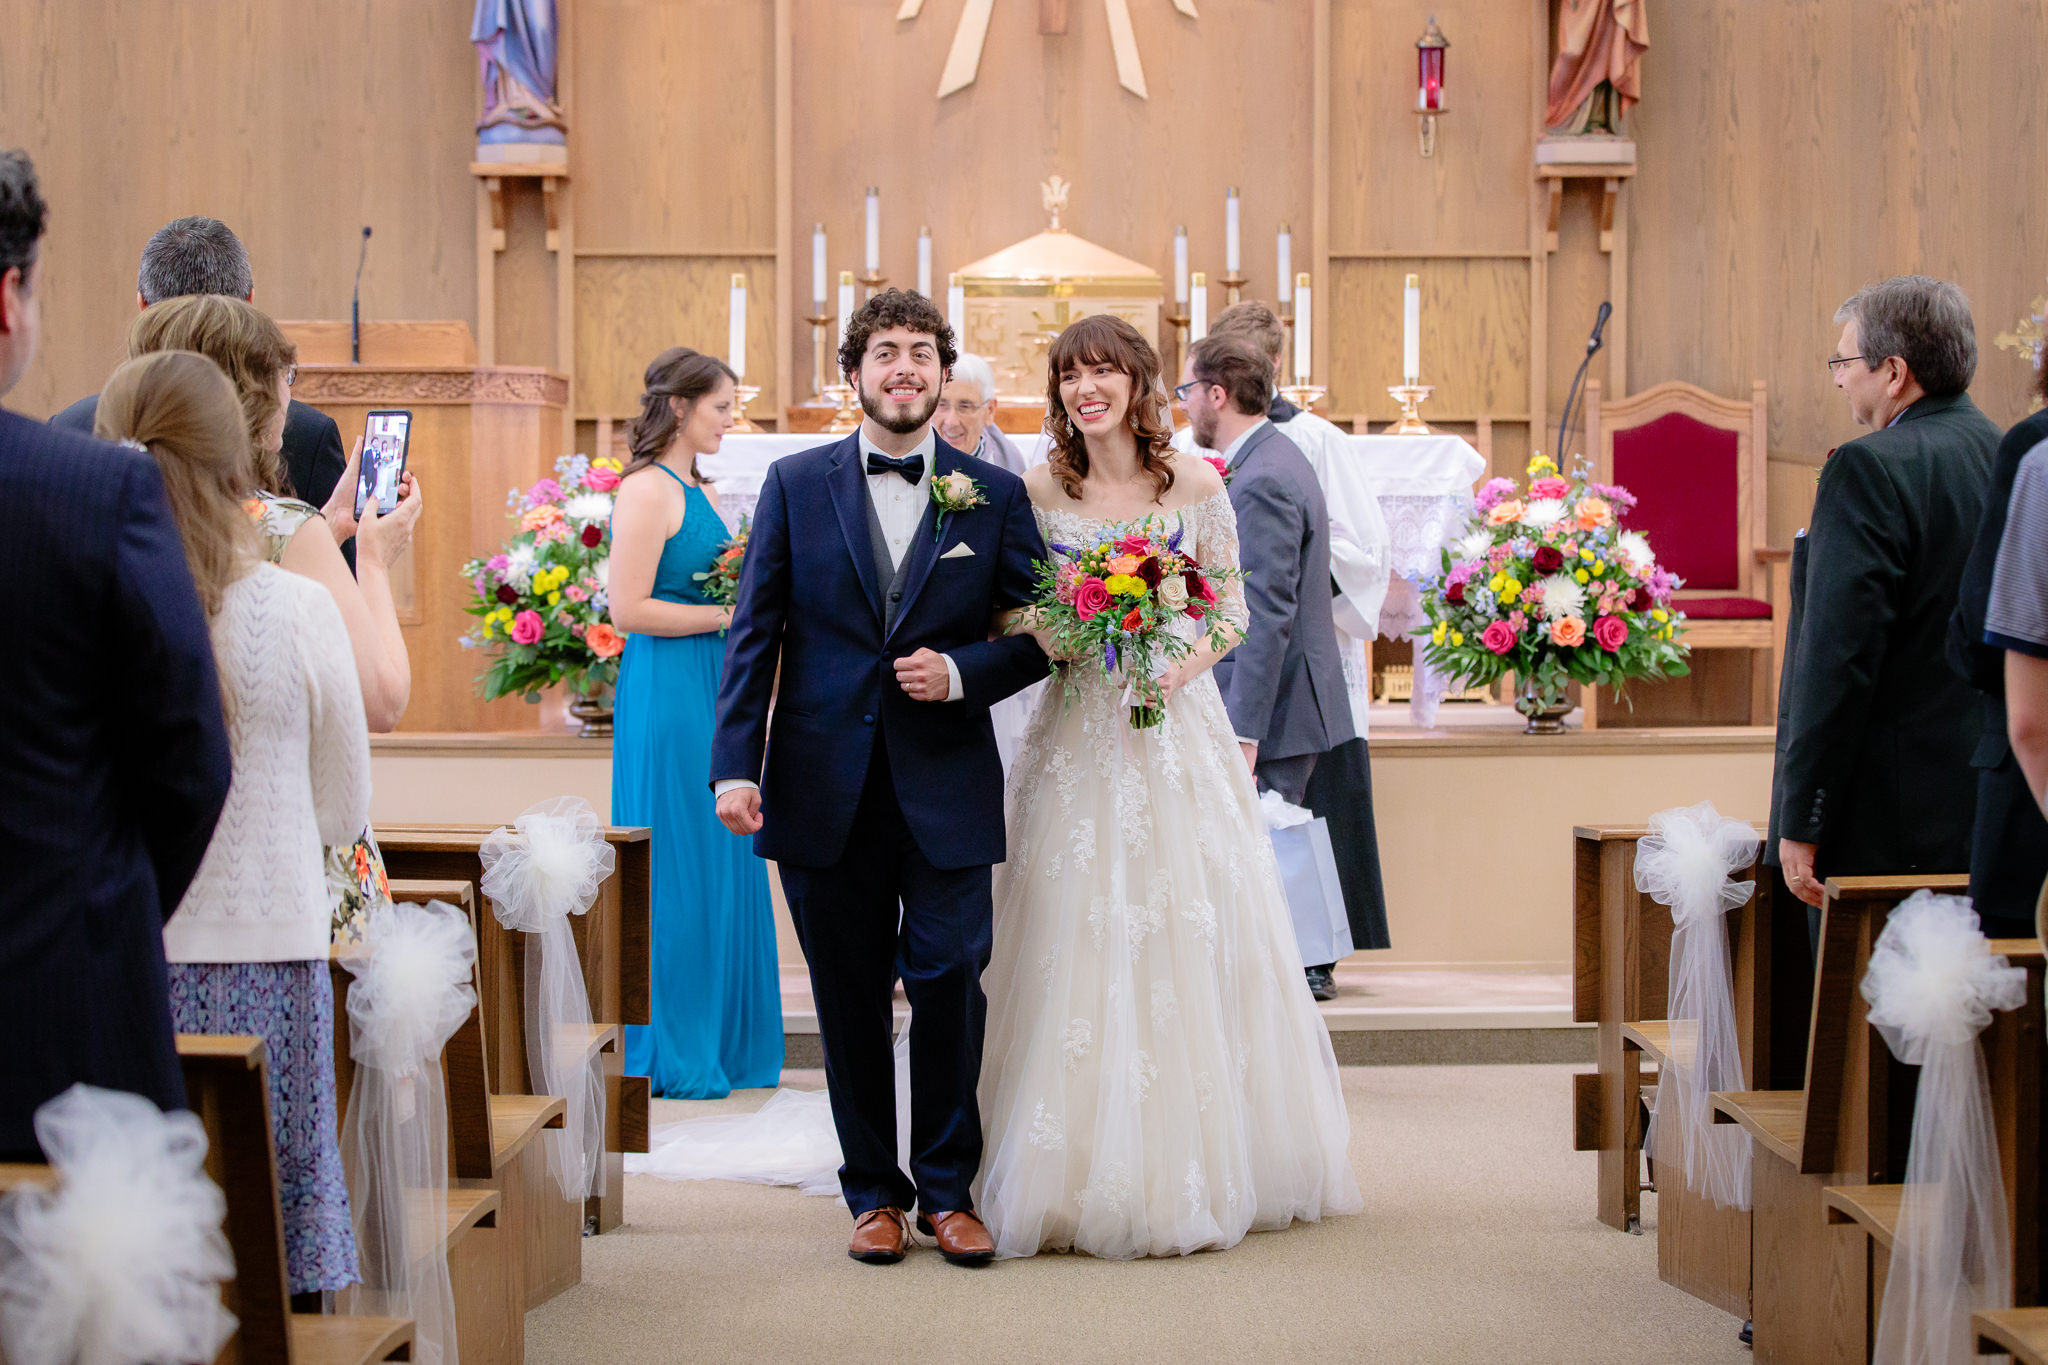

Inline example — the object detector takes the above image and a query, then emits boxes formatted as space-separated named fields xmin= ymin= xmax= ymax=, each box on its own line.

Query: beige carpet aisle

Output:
xmin=526 ymin=1064 xmax=1749 ymax=1365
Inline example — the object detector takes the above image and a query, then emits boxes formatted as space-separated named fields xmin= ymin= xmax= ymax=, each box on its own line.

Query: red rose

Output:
xmin=1533 ymin=546 xmax=1564 ymax=574
xmin=1074 ymin=577 xmax=1112 ymax=622
xmin=1480 ymin=620 xmax=1517 ymax=654
xmin=1136 ymin=556 xmax=1163 ymax=587
xmin=581 ymin=523 xmax=605 ymax=547
xmin=1121 ymin=605 xmax=1144 ymax=632
xmin=1445 ymin=581 xmax=1466 ymax=604
xmin=1115 ymin=533 xmax=1152 ymax=556
xmin=1184 ymin=571 xmax=1217 ymax=603
xmin=495 ymin=583 xmax=519 ymax=605
xmin=1185 ymin=599 xmax=1207 ymax=621
xmin=1594 ymin=615 xmax=1629 ymax=652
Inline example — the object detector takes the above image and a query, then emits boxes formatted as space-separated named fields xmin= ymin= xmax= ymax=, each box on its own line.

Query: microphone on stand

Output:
xmin=351 ymin=226 xmax=372 ymax=365
xmin=1556 ymin=300 xmax=1612 ymax=460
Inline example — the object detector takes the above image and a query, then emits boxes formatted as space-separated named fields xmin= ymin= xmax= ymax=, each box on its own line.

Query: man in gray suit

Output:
xmin=1181 ymin=333 xmax=1353 ymax=811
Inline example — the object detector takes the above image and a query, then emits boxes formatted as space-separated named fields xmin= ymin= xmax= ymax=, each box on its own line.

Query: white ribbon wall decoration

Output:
xmin=1632 ymin=801 xmax=1760 ymax=1210
xmin=335 ymin=898 xmax=477 ymax=1365
xmin=1861 ymin=892 xmax=2025 ymax=1365
xmin=0 ymin=1084 xmax=236 ymax=1365
xmin=480 ymin=796 xmax=615 ymax=1203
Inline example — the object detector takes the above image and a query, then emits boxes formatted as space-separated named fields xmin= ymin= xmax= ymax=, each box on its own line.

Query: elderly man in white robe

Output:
xmin=1172 ymin=301 xmax=1394 ymax=996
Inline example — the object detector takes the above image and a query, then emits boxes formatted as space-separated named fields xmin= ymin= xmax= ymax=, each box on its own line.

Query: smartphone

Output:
xmin=354 ymin=409 xmax=413 ymax=519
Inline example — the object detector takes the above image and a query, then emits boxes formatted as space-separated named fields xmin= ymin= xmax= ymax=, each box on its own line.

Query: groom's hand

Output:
xmin=894 ymin=648 xmax=952 ymax=702
xmin=716 ymin=786 xmax=764 ymax=835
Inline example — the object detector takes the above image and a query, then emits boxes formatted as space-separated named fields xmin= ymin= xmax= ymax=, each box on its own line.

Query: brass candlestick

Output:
xmin=804 ymin=312 xmax=834 ymax=403
xmin=857 ymin=269 xmax=888 ymax=300
xmin=823 ymin=381 xmax=863 ymax=434
xmin=1219 ymin=271 xmax=1248 ymax=307
xmin=1386 ymin=382 xmax=1435 ymax=435
xmin=1164 ymin=309 xmax=1190 ymax=381
xmin=730 ymin=384 xmax=763 ymax=433
xmin=1278 ymin=382 xmax=1327 ymax=412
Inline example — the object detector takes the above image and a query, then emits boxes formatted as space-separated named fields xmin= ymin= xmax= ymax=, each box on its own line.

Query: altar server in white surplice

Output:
xmin=1172 ymin=301 xmax=1393 ymax=988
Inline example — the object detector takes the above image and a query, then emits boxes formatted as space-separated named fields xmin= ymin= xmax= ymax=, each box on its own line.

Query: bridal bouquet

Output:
xmin=691 ymin=517 xmax=750 ymax=608
xmin=1027 ymin=516 xmax=1240 ymax=728
xmin=461 ymin=453 xmax=625 ymax=704
xmin=1418 ymin=454 xmax=1689 ymax=725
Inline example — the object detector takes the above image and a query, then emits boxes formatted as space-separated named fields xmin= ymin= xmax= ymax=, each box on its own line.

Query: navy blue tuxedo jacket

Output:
xmin=0 ymin=409 xmax=232 ymax=1159
xmin=709 ymin=433 xmax=1048 ymax=870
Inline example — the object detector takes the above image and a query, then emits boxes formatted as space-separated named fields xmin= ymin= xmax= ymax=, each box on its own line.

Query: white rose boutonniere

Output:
xmin=931 ymin=467 xmax=986 ymax=542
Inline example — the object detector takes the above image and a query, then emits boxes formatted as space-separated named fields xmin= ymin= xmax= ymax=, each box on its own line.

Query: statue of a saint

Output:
xmin=1544 ymin=0 xmax=1648 ymax=136
xmin=473 ymin=0 xmax=567 ymax=147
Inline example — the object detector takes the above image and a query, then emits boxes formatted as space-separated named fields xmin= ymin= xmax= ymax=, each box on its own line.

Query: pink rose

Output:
xmin=583 ymin=466 xmax=621 ymax=492
xmin=510 ymin=610 xmax=544 ymax=645
xmin=1480 ymin=620 xmax=1518 ymax=655
xmin=1074 ymin=577 xmax=1112 ymax=622
xmin=1530 ymin=475 xmax=1570 ymax=500
xmin=1202 ymin=454 xmax=1229 ymax=480
xmin=1594 ymin=615 xmax=1629 ymax=651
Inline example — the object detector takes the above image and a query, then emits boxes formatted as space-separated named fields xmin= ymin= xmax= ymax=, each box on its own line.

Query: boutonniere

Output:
xmin=1202 ymin=453 xmax=1233 ymax=487
xmin=930 ymin=468 xmax=986 ymax=541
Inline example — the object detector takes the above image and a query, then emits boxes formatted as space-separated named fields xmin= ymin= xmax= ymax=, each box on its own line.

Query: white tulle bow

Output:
xmin=335 ymin=899 xmax=477 ymax=1365
xmin=1861 ymin=892 xmax=2025 ymax=1365
xmin=1633 ymin=801 xmax=1760 ymax=1210
xmin=480 ymin=796 xmax=613 ymax=1203
xmin=0 ymin=1085 xmax=236 ymax=1365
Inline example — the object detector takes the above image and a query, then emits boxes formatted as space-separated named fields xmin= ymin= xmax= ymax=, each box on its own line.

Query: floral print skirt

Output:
xmin=169 ymin=959 xmax=359 ymax=1295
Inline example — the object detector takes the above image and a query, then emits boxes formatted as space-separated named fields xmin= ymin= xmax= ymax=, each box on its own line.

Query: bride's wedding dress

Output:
xmin=976 ymin=489 xmax=1361 ymax=1259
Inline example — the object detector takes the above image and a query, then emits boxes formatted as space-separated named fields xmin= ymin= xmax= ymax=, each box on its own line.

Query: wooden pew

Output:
xmin=1821 ymin=938 xmax=2045 ymax=1350
xmin=1977 ymin=1306 xmax=2048 ymax=1361
xmin=1710 ymin=873 xmax=1969 ymax=1365
xmin=378 ymin=824 xmax=652 ymax=1236
xmin=176 ymin=1034 xmax=422 ymax=1365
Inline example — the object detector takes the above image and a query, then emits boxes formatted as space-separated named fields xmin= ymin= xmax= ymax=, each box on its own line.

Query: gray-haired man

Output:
xmin=933 ymin=351 xmax=1026 ymax=477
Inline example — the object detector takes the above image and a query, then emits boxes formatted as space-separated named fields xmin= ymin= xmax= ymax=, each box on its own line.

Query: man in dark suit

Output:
xmin=710 ymin=290 xmax=1046 ymax=1267
xmin=46 ymin=216 xmax=351 ymax=557
xmin=0 ymin=152 xmax=233 ymax=1159
xmin=1775 ymin=275 xmax=1999 ymax=935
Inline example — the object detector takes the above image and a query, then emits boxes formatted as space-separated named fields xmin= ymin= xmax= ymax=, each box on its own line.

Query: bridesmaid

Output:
xmin=610 ymin=348 xmax=784 ymax=1097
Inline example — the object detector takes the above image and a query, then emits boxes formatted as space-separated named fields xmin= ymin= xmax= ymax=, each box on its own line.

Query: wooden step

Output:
xmin=288 ymin=1312 xmax=415 ymax=1365
xmin=1976 ymin=1307 xmax=2048 ymax=1364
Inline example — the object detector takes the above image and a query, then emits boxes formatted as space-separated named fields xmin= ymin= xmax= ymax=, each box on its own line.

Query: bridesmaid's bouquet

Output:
xmin=1026 ymin=516 xmax=1240 ymax=728
xmin=691 ymin=517 xmax=750 ymax=608
xmin=461 ymin=453 xmax=625 ymax=704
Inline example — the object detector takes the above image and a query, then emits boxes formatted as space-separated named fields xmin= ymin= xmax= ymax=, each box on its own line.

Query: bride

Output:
xmin=977 ymin=314 xmax=1360 ymax=1259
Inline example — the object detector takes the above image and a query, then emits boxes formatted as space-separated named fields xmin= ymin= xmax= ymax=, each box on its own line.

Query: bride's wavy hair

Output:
xmin=1042 ymin=313 xmax=1177 ymax=504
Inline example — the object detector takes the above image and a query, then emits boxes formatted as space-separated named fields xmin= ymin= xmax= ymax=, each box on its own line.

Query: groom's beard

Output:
xmin=859 ymin=379 xmax=940 ymax=435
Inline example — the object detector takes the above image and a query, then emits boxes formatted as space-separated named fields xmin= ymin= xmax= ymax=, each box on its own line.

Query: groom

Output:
xmin=710 ymin=289 xmax=1047 ymax=1267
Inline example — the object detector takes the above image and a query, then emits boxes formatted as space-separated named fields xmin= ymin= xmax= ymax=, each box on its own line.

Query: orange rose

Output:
xmin=1486 ymin=499 xmax=1525 ymax=527
xmin=1106 ymin=554 xmax=1142 ymax=576
xmin=585 ymin=623 xmax=625 ymax=658
xmin=521 ymin=504 xmax=564 ymax=532
xmin=1549 ymin=615 xmax=1587 ymax=647
xmin=1574 ymin=496 xmax=1613 ymax=530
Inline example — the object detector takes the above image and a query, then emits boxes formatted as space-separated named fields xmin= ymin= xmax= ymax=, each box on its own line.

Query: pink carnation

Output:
xmin=1055 ymin=564 xmax=1083 ymax=605
xmin=565 ymin=585 xmax=589 ymax=603
xmin=1480 ymin=620 xmax=1518 ymax=655
xmin=1507 ymin=609 xmax=1528 ymax=633
xmin=525 ymin=478 xmax=563 ymax=508
xmin=510 ymin=610 xmax=544 ymax=645
xmin=1074 ymin=577 xmax=1112 ymax=622
xmin=1486 ymin=545 xmax=1512 ymax=571
xmin=1594 ymin=615 xmax=1629 ymax=651
xmin=583 ymin=466 xmax=621 ymax=492
xmin=1446 ymin=561 xmax=1478 ymax=587
xmin=487 ymin=554 xmax=510 ymax=573
xmin=1474 ymin=477 xmax=1517 ymax=511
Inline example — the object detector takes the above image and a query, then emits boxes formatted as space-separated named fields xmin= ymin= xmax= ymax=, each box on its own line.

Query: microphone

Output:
xmin=1557 ymin=300 xmax=1612 ymax=459
xmin=351 ymin=226 xmax=372 ymax=365
xmin=1586 ymin=300 xmax=1612 ymax=354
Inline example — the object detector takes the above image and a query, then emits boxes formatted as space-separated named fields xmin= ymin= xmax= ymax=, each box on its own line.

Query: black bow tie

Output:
xmin=865 ymin=451 xmax=924 ymax=484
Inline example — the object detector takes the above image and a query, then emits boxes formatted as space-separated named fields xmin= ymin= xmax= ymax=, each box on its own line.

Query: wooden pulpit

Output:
xmin=284 ymin=321 xmax=565 ymax=733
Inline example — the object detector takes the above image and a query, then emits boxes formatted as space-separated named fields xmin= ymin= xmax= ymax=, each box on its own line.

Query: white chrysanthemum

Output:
xmin=1614 ymin=529 xmax=1655 ymax=574
xmin=1455 ymin=529 xmax=1494 ymax=562
xmin=504 ymin=543 xmax=538 ymax=586
xmin=592 ymin=556 xmax=610 ymax=590
xmin=1519 ymin=498 xmax=1566 ymax=529
xmin=1536 ymin=572 xmax=1586 ymax=621
xmin=563 ymin=492 xmax=614 ymax=524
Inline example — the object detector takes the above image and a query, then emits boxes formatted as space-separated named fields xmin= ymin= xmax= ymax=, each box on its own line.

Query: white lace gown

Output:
xmin=976 ymin=490 xmax=1363 ymax=1259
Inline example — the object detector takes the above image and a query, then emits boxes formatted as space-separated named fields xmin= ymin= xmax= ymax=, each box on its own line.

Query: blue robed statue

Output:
xmin=472 ymin=0 xmax=566 ymax=147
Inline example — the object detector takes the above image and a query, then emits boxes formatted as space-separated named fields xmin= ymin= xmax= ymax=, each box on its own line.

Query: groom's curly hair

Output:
xmin=838 ymin=288 xmax=958 ymax=379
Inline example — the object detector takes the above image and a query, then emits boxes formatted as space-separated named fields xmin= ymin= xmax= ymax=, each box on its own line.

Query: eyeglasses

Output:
xmin=1825 ymin=354 xmax=1868 ymax=374
xmin=282 ymin=364 xmax=298 ymax=387
xmin=1173 ymin=379 xmax=1208 ymax=401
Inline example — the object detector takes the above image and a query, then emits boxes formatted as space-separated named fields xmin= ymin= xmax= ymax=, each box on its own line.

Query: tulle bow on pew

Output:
xmin=1633 ymin=801 xmax=1760 ymax=1210
xmin=0 ymin=1085 xmax=236 ymax=1365
xmin=335 ymin=898 xmax=477 ymax=1365
xmin=480 ymin=796 xmax=614 ymax=1202
xmin=1861 ymin=892 xmax=2025 ymax=1365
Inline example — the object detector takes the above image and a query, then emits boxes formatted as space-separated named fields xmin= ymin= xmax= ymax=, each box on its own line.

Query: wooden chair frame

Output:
xmin=1585 ymin=379 xmax=1789 ymax=728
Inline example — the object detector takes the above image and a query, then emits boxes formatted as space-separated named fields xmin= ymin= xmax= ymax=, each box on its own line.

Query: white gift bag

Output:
xmin=1260 ymin=790 xmax=1353 ymax=967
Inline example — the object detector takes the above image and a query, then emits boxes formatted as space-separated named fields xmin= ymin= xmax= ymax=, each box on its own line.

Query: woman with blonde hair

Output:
xmin=125 ymin=294 xmax=417 ymax=942
xmin=98 ymin=349 xmax=371 ymax=1304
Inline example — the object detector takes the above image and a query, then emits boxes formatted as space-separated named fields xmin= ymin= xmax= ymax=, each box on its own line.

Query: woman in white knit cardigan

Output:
xmin=99 ymin=350 xmax=372 ymax=1304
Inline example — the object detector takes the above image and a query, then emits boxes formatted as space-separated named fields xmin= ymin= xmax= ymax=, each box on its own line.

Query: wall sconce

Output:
xmin=1416 ymin=14 xmax=1448 ymax=158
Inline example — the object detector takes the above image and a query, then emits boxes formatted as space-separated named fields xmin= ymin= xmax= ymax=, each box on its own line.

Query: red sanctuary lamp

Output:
xmin=1416 ymin=15 xmax=1448 ymax=158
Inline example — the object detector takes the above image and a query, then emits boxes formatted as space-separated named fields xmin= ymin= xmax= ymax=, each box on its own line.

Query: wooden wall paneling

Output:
xmin=575 ymin=255 xmax=779 ymax=421
xmin=774 ymin=0 xmax=794 ymax=429
xmin=1312 ymin=0 xmax=1331 ymax=387
xmin=496 ymin=185 xmax=563 ymax=377
xmin=1528 ymin=0 xmax=1548 ymax=444
xmin=1546 ymin=181 xmax=1618 ymax=457
xmin=1327 ymin=257 xmax=1530 ymax=424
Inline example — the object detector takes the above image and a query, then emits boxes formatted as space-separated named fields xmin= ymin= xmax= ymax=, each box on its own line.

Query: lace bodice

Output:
xmin=1031 ymin=489 xmax=1252 ymax=655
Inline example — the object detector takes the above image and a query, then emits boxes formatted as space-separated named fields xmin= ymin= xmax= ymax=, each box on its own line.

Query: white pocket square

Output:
xmin=939 ymin=542 xmax=976 ymax=559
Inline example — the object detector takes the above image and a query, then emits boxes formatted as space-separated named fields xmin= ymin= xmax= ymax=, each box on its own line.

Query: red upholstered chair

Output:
xmin=1584 ymin=379 xmax=1789 ymax=727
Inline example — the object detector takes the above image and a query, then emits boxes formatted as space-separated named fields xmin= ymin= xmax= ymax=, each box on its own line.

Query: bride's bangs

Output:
xmin=1042 ymin=313 xmax=1177 ymax=504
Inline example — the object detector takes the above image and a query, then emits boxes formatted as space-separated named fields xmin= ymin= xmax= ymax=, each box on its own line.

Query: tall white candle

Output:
xmin=811 ymin=224 xmax=827 ymax=306
xmin=916 ymin=228 xmax=932 ymax=297
xmin=837 ymin=270 xmax=856 ymax=377
xmin=1402 ymin=272 xmax=1421 ymax=382
xmin=1190 ymin=273 xmax=1208 ymax=342
xmin=864 ymin=188 xmax=880 ymax=274
xmin=1224 ymin=188 xmax=1240 ymax=273
xmin=1173 ymin=226 xmax=1189 ymax=304
xmin=1276 ymin=228 xmax=1292 ymax=303
xmin=728 ymin=273 xmax=748 ymax=379
xmin=1293 ymin=274 xmax=1312 ymax=384
xmin=946 ymin=273 xmax=965 ymax=340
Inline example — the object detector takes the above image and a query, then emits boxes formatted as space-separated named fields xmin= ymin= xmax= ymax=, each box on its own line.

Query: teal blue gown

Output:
xmin=614 ymin=468 xmax=783 ymax=1097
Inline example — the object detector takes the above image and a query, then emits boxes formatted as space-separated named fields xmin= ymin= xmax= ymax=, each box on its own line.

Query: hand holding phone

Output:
xmin=354 ymin=409 xmax=413 ymax=520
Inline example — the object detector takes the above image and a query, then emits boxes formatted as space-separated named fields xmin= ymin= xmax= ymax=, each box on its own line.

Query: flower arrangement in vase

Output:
xmin=1418 ymin=454 xmax=1690 ymax=732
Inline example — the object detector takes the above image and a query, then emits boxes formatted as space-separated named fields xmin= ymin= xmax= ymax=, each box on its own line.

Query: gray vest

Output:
xmin=863 ymin=486 xmax=912 ymax=632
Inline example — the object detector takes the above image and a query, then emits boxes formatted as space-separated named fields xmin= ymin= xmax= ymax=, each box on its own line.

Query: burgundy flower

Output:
xmin=1445 ymin=581 xmax=1466 ymax=605
xmin=495 ymin=583 xmax=519 ymax=605
xmin=1136 ymin=556 xmax=1163 ymax=587
xmin=1184 ymin=571 xmax=1217 ymax=604
xmin=1627 ymin=587 xmax=1649 ymax=611
xmin=581 ymin=523 xmax=605 ymax=548
xmin=1533 ymin=546 xmax=1564 ymax=574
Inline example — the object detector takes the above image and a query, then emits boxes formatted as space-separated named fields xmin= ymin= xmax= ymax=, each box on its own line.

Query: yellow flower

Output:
xmin=1527 ymin=453 xmax=1558 ymax=478
xmin=1579 ymin=548 xmax=1595 ymax=561
xmin=547 ymin=591 xmax=561 ymax=606
xmin=1432 ymin=621 xmax=1448 ymax=645
xmin=592 ymin=456 xmax=623 ymax=472
xmin=1493 ymin=574 xmax=1522 ymax=604
xmin=1574 ymin=569 xmax=1590 ymax=585
xmin=1450 ymin=630 xmax=1464 ymax=647
xmin=1591 ymin=560 xmax=1605 ymax=576
xmin=1103 ymin=574 xmax=1146 ymax=598
xmin=1652 ymin=607 xmax=1670 ymax=623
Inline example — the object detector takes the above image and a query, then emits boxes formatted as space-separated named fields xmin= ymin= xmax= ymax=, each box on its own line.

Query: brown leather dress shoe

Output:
xmin=848 ymin=1207 xmax=910 ymax=1265
xmin=916 ymin=1209 xmax=996 ymax=1267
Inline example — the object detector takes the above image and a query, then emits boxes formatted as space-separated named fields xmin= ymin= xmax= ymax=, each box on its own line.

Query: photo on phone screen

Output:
xmin=355 ymin=410 xmax=412 ymax=520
